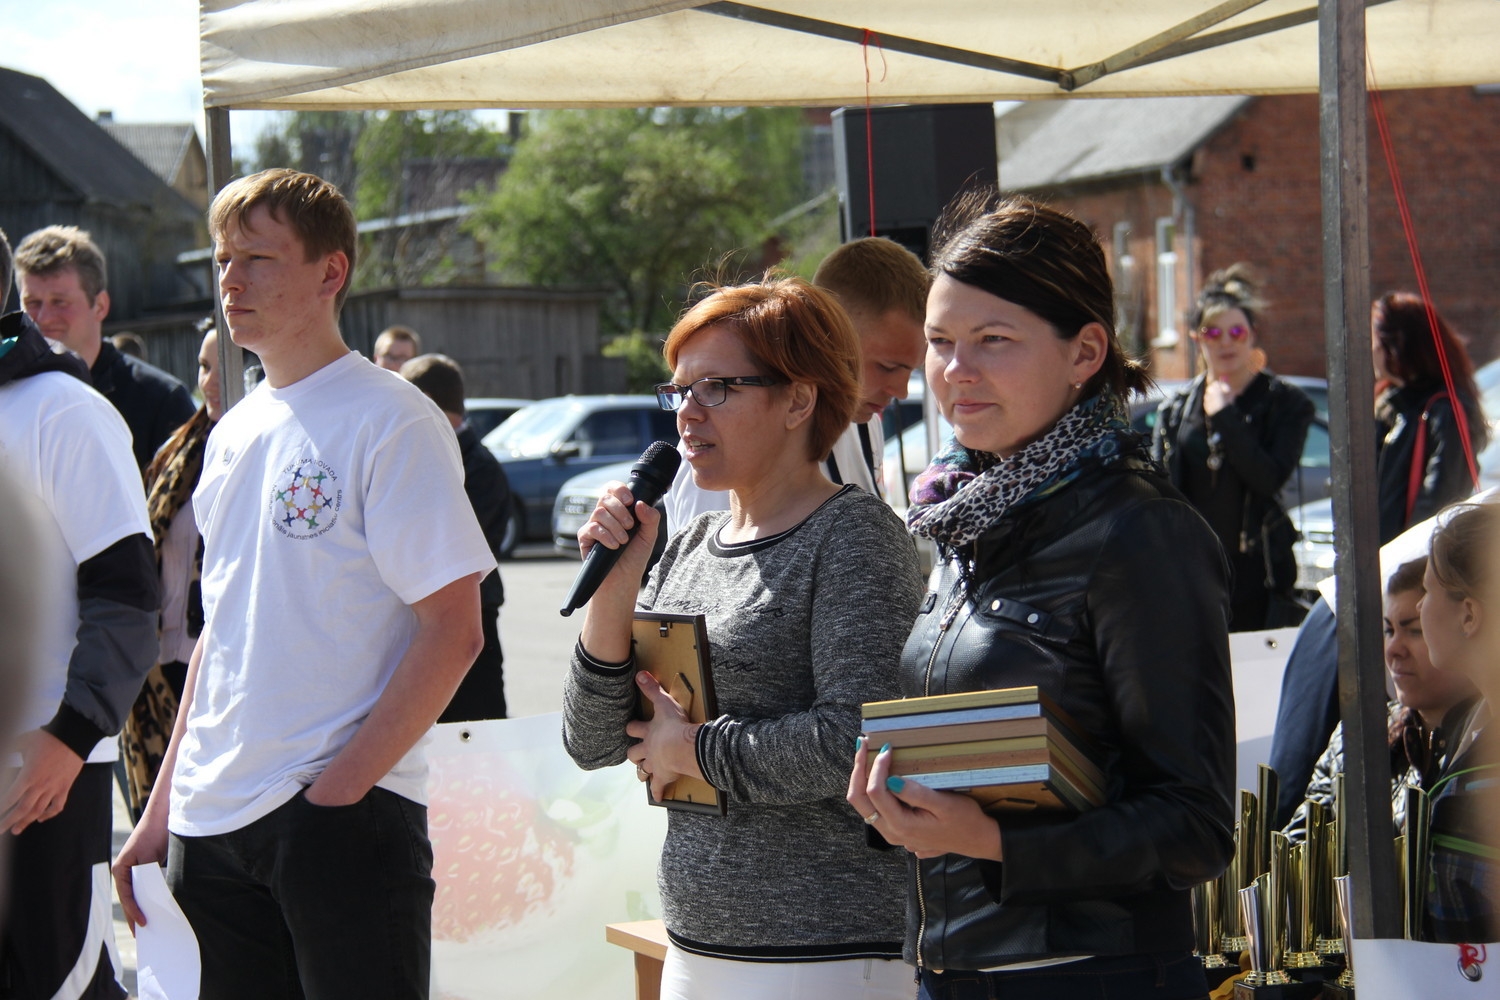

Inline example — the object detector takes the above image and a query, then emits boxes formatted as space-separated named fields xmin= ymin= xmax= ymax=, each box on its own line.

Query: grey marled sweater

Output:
xmin=562 ymin=486 xmax=922 ymax=960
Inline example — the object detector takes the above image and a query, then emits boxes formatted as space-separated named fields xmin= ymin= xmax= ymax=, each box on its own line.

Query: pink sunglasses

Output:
xmin=1199 ymin=325 xmax=1249 ymax=340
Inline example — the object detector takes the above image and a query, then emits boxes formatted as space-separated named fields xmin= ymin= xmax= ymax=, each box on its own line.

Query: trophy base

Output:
xmin=1222 ymin=935 xmax=1251 ymax=953
xmin=1321 ymin=981 xmax=1355 ymax=1000
xmin=1280 ymin=953 xmax=1341 ymax=983
xmin=1231 ymin=977 xmax=1325 ymax=1000
xmin=1314 ymin=938 xmax=1346 ymax=957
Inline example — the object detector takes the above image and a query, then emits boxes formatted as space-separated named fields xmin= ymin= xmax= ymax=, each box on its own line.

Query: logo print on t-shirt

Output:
xmin=269 ymin=459 xmax=343 ymax=540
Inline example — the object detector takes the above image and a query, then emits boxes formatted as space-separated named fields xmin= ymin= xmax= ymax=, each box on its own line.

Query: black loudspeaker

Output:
xmin=832 ymin=103 xmax=998 ymax=262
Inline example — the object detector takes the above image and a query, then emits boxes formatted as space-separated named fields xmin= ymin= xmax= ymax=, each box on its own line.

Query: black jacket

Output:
xmin=899 ymin=458 xmax=1235 ymax=970
xmin=1152 ymin=372 xmax=1314 ymax=597
xmin=89 ymin=340 xmax=196 ymax=470
xmin=458 ymin=421 xmax=510 ymax=606
xmin=1375 ymin=381 xmax=1487 ymax=543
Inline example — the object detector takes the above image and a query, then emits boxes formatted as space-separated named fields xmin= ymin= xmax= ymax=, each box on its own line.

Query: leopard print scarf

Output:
xmin=908 ymin=390 xmax=1136 ymax=551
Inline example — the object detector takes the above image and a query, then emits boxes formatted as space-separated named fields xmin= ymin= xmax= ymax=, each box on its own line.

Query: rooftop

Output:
xmin=996 ymin=95 xmax=1251 ymax=192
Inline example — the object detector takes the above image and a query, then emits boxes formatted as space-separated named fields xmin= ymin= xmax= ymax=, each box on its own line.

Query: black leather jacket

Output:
xmin=899 ymin=457 xmax=1236 ymax=971
xmin=1375 ymin=381 xmax=1487 ymax=543
xmin=1152 ymin=372 xmax=1314 ymax=596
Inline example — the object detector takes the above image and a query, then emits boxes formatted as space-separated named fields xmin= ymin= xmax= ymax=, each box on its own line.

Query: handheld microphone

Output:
xmin=559 ymin=441 xmax=681 ymax=616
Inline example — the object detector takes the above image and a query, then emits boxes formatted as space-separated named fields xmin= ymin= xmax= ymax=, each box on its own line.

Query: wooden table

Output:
xmin=605 ymin=920 xmax=669 ymax=1000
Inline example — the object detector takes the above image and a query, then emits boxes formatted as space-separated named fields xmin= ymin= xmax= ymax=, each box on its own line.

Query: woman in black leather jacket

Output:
xmin=849 ymin=196 xmax=1235 ymax=1000
xmin=1372 ymin=293 xmax=1487 ymax=543
xmin=1152 ymin=267 xmax=1314 ymax=631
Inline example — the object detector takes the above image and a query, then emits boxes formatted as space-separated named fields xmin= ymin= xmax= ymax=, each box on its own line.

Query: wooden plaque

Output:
xmin=631 ymin=612 xmax=726 ymax=816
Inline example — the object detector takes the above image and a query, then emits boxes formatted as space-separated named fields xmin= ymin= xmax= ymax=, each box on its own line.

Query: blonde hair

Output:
xmin=209 ymin=169 xmax=357 ymax=311
xmin=14 ymin=225 xmax=108 ymax=302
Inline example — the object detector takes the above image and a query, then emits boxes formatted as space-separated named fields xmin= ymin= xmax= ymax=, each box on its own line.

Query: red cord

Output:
xmin=1367 ymin=54 xmax=1481 ymax=487
xmin=861 ymin=29 xmax=886 ymax=238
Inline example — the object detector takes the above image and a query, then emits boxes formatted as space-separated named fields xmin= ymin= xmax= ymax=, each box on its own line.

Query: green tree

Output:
xmin=353 ymin=111 xmax=511 ymax=222
xmin=465 ymin=108 xmax=807 ymax=334
xmin=251 ymin=112 xmax=366 ymax=199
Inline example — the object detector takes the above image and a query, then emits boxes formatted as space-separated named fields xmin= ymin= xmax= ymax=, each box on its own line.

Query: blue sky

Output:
xmin=7 ymin=0 xmax=277 ymax=157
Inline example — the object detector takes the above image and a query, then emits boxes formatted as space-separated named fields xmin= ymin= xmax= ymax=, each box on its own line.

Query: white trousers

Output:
xmin=660 ymin=946 xmax=915 ymax=1000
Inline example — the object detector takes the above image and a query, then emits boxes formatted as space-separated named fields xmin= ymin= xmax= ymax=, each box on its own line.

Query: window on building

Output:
xmin=1153 ymin=217 xmax=1180 ymax=349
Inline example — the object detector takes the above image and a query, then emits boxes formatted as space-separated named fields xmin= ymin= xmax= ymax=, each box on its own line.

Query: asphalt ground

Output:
xmin=110 ymin=544 xmax=583 ymax=995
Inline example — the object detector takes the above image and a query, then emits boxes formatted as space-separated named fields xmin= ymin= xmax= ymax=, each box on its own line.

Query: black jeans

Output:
xmin=918 ymin=952 xmax=1209 ymax=1000
xmin=0 ymin=763 xmax=124 ymax=1000
xmin=166 ymin=786 xmax=434 ymax=1000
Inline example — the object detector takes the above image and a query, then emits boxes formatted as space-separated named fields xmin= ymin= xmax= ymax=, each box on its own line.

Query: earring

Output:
xmin=1072 ymin=381 xmax=1082 ymax=390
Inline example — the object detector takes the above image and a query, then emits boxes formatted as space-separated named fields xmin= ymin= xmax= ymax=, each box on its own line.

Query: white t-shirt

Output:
xmin=169 ymin=353 xmax=495 ymax=836
xmin=665 ymin=417 xmax=885 ymax=533
xmin=0 ymin=370 xmax=149 ymax=765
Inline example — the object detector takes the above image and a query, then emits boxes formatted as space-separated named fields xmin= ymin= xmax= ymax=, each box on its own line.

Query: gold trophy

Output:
xmin=1232 ymin=868 xmax=1323 ymax=999
xmin=1193 ymin=880 xmax=1232 ymax=970
xmin=1322 ymin=875 xmax=1357 ymax=998
xmin=1222 ymin=789 xmax=1258 ymax=954
xmin=1314 ymin=775 xmax=1348 ymax=957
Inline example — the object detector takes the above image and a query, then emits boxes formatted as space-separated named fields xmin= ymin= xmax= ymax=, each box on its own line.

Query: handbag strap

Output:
xmin=1405 ymin=390 xmax=1450 ymax=523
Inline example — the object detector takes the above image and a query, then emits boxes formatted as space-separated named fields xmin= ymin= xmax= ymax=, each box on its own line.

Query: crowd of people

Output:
xmin=0 ymin=165 xmax=1493 ymax=1000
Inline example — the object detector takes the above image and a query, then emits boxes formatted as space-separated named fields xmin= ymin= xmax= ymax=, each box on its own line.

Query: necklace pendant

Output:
xmin=1206 ymin=452 xmax=1223 ymax=472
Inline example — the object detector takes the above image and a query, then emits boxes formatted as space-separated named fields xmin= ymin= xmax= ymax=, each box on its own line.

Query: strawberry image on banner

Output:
xmin=426 ymin=713 xmax=666 ymax=999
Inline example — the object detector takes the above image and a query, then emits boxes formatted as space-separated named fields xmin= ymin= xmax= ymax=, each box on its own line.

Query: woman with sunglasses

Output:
xmin=1153 ymin=265 xmax=1315 ymax=630
xmin=562 ymin=276 xmax=923 ymax=999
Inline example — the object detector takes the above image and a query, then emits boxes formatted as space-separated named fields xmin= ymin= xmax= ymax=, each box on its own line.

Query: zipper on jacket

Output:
xmin=914 ymin=576 xmax=967 ymax=973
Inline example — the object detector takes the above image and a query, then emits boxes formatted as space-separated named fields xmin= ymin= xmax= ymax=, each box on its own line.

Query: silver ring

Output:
xmin=636 ymin=764 xmax=650 ymax=781
xmin=863 ymin=811 xmax=880 ymax=825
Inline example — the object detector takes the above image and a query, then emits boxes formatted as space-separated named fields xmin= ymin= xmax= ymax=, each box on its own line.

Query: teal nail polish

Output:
xmin=855 ymin=735 xmax=864 ymax=751
xmin=879 ymin=743 xmax=891 ymax=755
xmin=886 ymin=775 xmax=906 ymax=794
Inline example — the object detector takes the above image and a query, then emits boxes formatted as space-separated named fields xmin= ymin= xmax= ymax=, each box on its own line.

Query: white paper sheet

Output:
xmin=132 ymin=863 xmax=201 ymax=1000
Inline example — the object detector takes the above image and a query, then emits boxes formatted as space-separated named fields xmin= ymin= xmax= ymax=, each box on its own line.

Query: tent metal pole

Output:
xmin=205 ymin=106 xmax=244 ymax=410
xmin=1317 ymin=0 xmax=1402 ymax=939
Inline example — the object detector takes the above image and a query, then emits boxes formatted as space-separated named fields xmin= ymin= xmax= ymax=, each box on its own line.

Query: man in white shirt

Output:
xmin=1 ymin=227 xmax=157 ymax=999
xmin=666 ymin=237 xmax=929 ymax=531
xmin=112 ymin=170 xmax=493 ymax=999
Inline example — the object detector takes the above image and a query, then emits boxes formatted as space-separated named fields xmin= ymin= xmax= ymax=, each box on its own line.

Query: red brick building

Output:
xmin=996 ymin=87 xmax=1500 ymax=380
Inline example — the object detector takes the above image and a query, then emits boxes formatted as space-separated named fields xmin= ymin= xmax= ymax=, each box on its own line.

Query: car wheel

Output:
xmin=498 ymin=497 xmax=524 ymax=560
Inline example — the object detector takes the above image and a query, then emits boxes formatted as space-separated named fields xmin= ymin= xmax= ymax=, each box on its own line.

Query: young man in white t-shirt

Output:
xmin=112 ymin=170 xmax=493 ymax=999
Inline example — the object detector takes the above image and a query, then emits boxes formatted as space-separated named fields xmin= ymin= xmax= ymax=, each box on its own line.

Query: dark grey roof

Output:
xmin=996 ymin=96 xmax=1251 ymax=192
xmin=0 ymin=66 xmax=197 ymax=215
xmin=100 ymin=122 xmax=199 ymax=185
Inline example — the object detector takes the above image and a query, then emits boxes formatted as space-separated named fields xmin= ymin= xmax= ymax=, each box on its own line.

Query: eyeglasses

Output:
xmin=654 ymin=375 xmax=782 ymax=411
xmin=1199 ymin=325 xmax=1250 ymax=341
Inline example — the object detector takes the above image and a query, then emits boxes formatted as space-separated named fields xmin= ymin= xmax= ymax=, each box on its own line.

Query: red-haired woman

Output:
xmin=1373 ymin=293 xmax=1488 ymax=542
xmin=563 ymin=276 xmax=923 ymax=999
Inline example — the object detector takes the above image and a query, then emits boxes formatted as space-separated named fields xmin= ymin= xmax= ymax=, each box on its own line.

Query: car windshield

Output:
xmin=483 ymin=400 xmax=580 ymax=458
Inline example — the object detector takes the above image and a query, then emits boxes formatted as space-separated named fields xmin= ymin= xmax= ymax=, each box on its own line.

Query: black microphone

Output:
xmin=559 ymin=441 xmax=681 ymax=617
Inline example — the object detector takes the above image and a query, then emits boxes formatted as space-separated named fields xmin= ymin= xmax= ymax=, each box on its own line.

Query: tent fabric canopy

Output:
xmin=201 ymin=0 xmax=1499 ymax=110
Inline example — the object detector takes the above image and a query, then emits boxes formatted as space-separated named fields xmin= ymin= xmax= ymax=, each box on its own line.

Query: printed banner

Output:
xmin=428 ymin=714 xmax=666 ymax=1000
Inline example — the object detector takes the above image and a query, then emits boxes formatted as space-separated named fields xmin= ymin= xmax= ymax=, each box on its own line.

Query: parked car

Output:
xmin=465 ymin=397 xmax=534 ymax=441
xmin=552 ymin=461 xmax=634 ymax=554
xmin=484 ymin=395 xmax=678 ymax=556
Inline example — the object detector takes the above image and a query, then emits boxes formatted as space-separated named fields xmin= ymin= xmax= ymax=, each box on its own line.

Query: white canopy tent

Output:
xmin=199 ymin=0 xmax=1500 ymax=948
xmin=200 ymin=0 xmax=1496 ymax=108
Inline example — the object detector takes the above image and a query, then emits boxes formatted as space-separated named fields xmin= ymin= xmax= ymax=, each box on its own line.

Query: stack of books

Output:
xmin=861 ymin=686 xmax=1104 ymax=813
